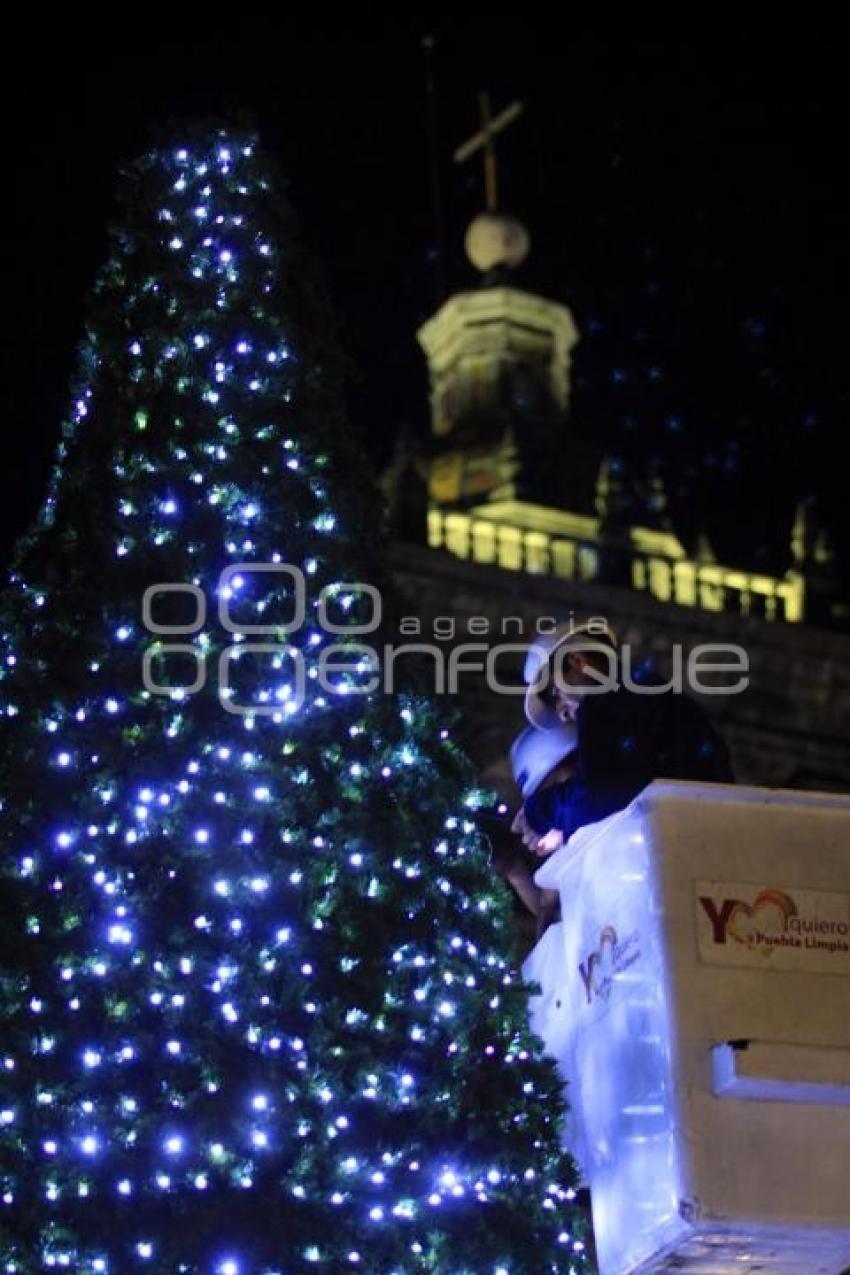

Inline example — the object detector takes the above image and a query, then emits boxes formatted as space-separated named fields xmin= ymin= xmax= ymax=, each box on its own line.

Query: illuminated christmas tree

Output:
xmin=0 ymin=125 xmax=587 ymax=1273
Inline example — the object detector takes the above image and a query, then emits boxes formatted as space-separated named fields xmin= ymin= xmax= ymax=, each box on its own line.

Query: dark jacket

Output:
xmin=524 ymin=668 xmax=733 ymax=840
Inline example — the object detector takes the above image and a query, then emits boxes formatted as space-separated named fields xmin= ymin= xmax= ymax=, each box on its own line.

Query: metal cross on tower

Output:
xmin=454 ymin=91 xmax=523 ymax=212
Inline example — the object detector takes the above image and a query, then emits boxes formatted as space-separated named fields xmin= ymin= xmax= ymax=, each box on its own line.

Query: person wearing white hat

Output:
xmin=510 ymin=719 xmax=579 ymax=804
xmin=520 ymin=619 xmax=733 ymax=852
xmin=523 ymin=620 xmax=619 ymax=732
xmin=493 ymin=720 xmax=579 ymax=939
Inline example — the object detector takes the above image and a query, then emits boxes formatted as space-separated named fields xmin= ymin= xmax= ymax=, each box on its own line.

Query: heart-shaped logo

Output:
xmin=727 ymin=889 xmax=797 ymax=946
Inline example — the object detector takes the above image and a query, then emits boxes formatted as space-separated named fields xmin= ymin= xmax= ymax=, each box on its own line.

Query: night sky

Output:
xmin=5 ymin=16 xmax=849 ymax=587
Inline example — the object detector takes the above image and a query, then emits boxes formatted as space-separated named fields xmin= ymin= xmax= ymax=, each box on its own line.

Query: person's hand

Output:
xmin=535 ymin=828 xmax=564 ymax=857
xmin=510 ymin=806 xmax=545 ymax=855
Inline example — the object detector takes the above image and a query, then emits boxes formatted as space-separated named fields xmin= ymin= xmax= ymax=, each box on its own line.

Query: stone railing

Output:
xmin=428 ymin=508 xmax=804 ymax=624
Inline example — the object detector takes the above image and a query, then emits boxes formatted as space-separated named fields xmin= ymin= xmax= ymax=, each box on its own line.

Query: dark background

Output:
xmin=4 ymin=14 xmax=848 ymax=584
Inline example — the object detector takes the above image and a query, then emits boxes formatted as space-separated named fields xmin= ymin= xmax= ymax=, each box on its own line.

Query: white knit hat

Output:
xmin=523 ymin=620 xmax=618 ymax=731
xmin=509 ymin=722 xmax=579 ymax=800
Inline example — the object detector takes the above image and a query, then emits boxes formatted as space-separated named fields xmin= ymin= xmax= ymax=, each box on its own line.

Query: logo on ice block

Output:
xmin=696 ymin=880 xmax=850 ymax=974
xmin=578 ymin=924 xmax=641 ymax=1005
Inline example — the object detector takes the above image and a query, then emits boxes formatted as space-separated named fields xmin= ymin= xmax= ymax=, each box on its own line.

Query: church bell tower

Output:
xmin=416 ymin=94 xmax=579 ymax=511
